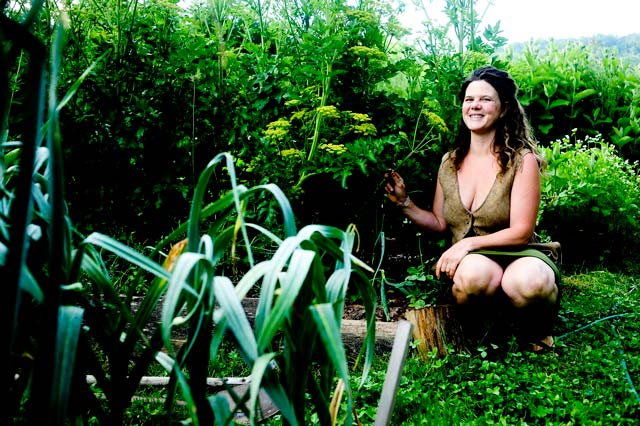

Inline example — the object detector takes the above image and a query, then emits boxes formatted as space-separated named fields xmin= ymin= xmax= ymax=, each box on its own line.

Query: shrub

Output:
xmin=508 ymin=41 xmax=640 ymax=160
xmin=538 ymin=133 xmax=640 ymax=268
xmin=2 ymin=7 xmax=379 ymax=425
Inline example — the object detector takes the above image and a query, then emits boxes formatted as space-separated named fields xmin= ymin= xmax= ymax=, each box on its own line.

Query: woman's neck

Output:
xmin=468 ymin=132 xmax=496 ymax=156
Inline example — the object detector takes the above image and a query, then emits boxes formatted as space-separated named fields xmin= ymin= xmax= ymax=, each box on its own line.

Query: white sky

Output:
xmin=178 ymin=0 xmax=639 ymax=43
xmin=405 ymin=0 xmax=640 ymax=43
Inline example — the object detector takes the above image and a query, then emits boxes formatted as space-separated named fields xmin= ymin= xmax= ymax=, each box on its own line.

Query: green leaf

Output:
xmin=309 ymin=303 xmax=353 ymax=423
xmin=52 ymin=306 xmax=84 ymax=423
xmin=83 ymin=233 xmax=170 ymax=281
xmin=549 ymin=99 xmax=570 ymax=109
xmin=257 ymin=248 xmax=315 ymax=351
xmin=20 ymin=267 xmax=44 ymax=302
xmin=57 ymin=51 xmax=108 ymax=112
xmin=214 ymin=276 xmax=259 ymax=361
xmin=573 ymin=88 xmax=597 ymax=103
xmin=161 ymin=252 xmax=214 ymax=355
xmin=254 ymin=235 xmax=304 ymax=334
xmin=209 ymin=394 xmax=232 ymax=424
xmin=250 ymin=354 xmax=299 ymax=426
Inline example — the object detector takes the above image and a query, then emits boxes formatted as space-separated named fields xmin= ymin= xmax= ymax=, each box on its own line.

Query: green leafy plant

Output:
xmin=381 ymin=232 xmax=450 ymax=310
xmin=509 ymin=40 xmax=640 ymax=157
xmin=351 ymin=270 xmax=640 ymax=425
xmin=3 ymin=6 xmax=379 ymax=425
xmin=149 ymin=153 xmax=379 ymax=426
xmin=388 ymin=261 xmax=450 ymax=309
xmin=538 ymin=132 xmax=640 ymax=267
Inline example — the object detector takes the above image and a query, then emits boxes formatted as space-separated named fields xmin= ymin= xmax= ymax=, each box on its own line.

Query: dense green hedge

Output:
xmin=5 ymin=0 xmax=640 ymax=270
xmin=539 ymin=134 xmax=640 ymax=268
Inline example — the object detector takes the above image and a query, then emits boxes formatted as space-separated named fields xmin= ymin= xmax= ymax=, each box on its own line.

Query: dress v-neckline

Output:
xmin=455 ymin=171 xmax=498 ymax=214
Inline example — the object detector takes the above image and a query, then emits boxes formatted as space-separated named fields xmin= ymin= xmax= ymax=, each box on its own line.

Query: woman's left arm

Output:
xmin=506 ymin=152 xmax=541 ymax=243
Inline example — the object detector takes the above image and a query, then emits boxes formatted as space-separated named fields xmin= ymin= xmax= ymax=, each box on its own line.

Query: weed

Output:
xmin=352 ymin=269 xmax=640 ymax=425
xmin=387 ymin=261 xmax=451 ymax=308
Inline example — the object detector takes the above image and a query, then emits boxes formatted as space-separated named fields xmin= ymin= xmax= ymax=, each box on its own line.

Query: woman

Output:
xmin=385 ymin=66 xmax=559 ymax=351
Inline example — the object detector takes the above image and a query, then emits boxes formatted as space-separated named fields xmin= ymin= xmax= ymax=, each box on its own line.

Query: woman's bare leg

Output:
xmin=501 ymin=257 xmax=559 ymax=349
xmin=501 ymin=257 xmax=557 ymax=307
xmin=451 ymin=254 xmax=504 ymax=304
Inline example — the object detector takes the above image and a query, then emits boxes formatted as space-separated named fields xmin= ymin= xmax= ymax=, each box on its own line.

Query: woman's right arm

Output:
xmin=385 ymin=171 xmax=448 ymax=233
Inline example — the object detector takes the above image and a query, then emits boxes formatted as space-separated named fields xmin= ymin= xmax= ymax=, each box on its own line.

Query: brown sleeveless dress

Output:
xmin=438 ymin=150 xmax=532 ymax=244
xmin=437 ymin=149 xmax=560 ymax=279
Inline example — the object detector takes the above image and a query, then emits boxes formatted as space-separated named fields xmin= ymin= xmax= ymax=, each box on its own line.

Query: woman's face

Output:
xmin=462 ymin=80 xmax=503 ymax=135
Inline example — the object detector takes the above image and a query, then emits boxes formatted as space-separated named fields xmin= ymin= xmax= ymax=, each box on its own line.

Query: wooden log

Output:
xmin=127 ymin=296 xmax=398 ymax=356
xmin=405 ymin=305 xmax=466 ymax=359
xmin=341 ymin=319 xmax=398 ymax=356
xmin=166 ymin=319 xmax=398 ymax=357
xmin=85 ymin=375 xmax=250 ymax=388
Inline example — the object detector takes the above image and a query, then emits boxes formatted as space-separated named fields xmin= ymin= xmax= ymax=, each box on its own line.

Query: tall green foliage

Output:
xmin=30 ymin=0 xmax=512 ymax=255
xmin=539 ymin=133 xmax=640 ymax=267
xmin=508 ymin=41 xmax=640 ymax=156
xmin=411 ymin=0 xmax=508 ymax=124
xmin=2 ymin=3 xmax=82 ymax=424
xmin=3 ymin=4 xmax=378 ymax=425
xmin=234 ymin=0 xmax=409 ymax=192
xmin=9 ymin=0 xmax=640 ymax=275
xmin=60 ymin=0 xmax=197 ymax=240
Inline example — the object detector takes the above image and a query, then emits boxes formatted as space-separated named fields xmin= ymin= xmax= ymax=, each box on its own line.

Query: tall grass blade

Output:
xmin=253 ymin=235 xmax=303 ymax=333
xmin=188 ymin=152 xmax=254 ymax=266
xmin=245 ymin=183 xmax=297 ymax=237
xmin=152 ymin=186 xmax=241 ymax=254
xmin=83 ymin=232 xmax=170 ymax=280
xmin=209 ymin=394 xmax=233 ymax=424
xmin=52 ymin=306 xmax=84 ymax=423
xmin=310 ymin=302 xmax=353 ymax=424
xmin=250 ymin=353 xmax=299 ymax=426
xmin=213 ymin=275 xmax=259 ymax=361
xmin=161 ymin=252 xmax=214 ymax=355
xmin=2 ymin=16 xmax=45 ymax=357
xmin=257 ymin=248 xmax=315 ymax=351
xmin=56 ymin=51 xmax=107 ymax=112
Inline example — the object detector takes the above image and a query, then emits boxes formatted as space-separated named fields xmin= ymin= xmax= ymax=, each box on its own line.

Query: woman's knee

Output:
xmin=452 ymin=255 xmax=502 ymax=301
xmin=502 ymin=258 xmax=557 ymax=306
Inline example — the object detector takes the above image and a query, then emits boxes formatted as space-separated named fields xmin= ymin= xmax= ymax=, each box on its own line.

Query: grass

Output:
xmin=349 ymin=269 xmax=640 ymax=425
xmin=113 ymin=268 xmax=639 ymax=425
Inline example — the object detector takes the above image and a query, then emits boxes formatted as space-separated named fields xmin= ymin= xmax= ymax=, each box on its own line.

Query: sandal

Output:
xmin=532 ymin=335 xmax=555 ymax=354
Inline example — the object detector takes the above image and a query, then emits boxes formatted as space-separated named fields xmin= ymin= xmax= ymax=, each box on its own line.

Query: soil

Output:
xmin=342 ymin=294 xmax=410 ymax=322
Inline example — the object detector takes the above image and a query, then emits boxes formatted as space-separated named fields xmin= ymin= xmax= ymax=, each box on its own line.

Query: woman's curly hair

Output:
xmin=451 ymin=66 xmax=545 ymax=174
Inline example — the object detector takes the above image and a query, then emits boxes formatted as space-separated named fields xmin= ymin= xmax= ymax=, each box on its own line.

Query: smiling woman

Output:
xmin=384 ymin=66 xmax=560 ymax=352
xmin=461 ymin=81 xmax=502 ymax=137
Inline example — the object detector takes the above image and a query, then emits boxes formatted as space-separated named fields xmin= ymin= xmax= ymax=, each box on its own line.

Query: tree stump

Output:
xmin=404 ymin=305 xmax=466 ymax=359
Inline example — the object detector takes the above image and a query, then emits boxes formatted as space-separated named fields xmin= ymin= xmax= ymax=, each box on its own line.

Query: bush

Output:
xmin=508 ymin=41 xmax=640 ymax=160
xmin=538 ymin=133 xmax=640 ymax=268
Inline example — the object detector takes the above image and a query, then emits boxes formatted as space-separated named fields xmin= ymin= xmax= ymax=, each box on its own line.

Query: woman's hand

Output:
xmin=435 ymin=240 xmax=472 ymax=279
xmin=384 ymin=170 xmax=408 ymax=205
